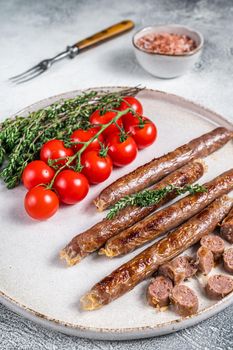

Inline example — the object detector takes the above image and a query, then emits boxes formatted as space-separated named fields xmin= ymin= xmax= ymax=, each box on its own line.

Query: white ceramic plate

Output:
xmin=0 ymin=87 xmax=233 ymax=341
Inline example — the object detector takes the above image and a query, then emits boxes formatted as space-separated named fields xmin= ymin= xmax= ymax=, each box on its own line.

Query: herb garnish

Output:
xmin=106 ymin=184 xmax=206 ymax=219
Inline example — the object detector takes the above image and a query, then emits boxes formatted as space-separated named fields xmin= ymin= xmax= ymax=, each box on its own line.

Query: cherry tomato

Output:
xmin=89 ymin=110 xmax=123 ymax=138
xmin=70 ymin=127 xmax=104 ymax=153
xmin=81 ymin=150 xmax=112 ymax=184
xmin=40 ymin=140 xmax=74 ymax=166
xmin=118 ymin=96 xmax=143 ymax=125
xmin=106 ymin=134 xmax=138 ymax=167
xmin=24 ymin=186 xmax=59 ymax=220
xmin=54 ymin=170 xmax=89 ymax=204
xmin=22 ymin=160 xmax=55 ymax=190
xmin=124 ymin=116 xmax=157 ymax=149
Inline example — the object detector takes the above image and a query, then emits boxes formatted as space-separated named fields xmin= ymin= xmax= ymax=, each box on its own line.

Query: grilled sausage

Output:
xmin=60 ymin=161 xmax=204 ymax=266
xmin=205 ymin=275 xmax=233 ymax=299
xmin=220 ymin=208 xmax=233 ymax=243
xmin=80 ymin=196 xmax=233 ymax=310
xmin=170 ymin=285 xmax=198 ymax=316
xmin=147 ymin=276 xmax=173 ymax=308
xmin=223 ymin=248 xmax=233 ymax=274
xmin=158 ymin=255 xmax=197 ymax=284
xmin=101 ymin=169 xmax=233 ymax=257
xmin=94 ymin=127 xmax=233 ymax=211
xmin=196 ymin=246 xmax=214 ymax=275
xmin=200 ymin=235 xmax=225 ymax=260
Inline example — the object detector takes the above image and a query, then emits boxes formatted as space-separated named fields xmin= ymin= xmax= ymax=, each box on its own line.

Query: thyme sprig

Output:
xmin=106 ymin=184 xmax=207 ymax=219
xmin=0 ymin=87 xmax=142 ymax=188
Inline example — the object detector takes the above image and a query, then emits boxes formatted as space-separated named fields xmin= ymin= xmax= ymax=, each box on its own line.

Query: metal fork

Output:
xmin=10 ymin=20 xmax=134 ymax=84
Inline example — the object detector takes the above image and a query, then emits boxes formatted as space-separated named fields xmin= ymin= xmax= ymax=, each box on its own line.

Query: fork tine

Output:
xmin=11 ymin=66 xmax=43 ymax=83
xmin=9 ymin=64 xmax=41 ymax=81
xmin=15 ymin=69 xmax=45 ymax=84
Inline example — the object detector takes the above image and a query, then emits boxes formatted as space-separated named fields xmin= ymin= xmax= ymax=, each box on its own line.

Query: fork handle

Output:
xmin=74 ymin=20 xmax=134 ymax=51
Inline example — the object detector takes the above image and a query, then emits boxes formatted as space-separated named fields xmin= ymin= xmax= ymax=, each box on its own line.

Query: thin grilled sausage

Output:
xmin=170 ymin=285 xmax=198 ymax=316
xmin=94 ymin=127 xmax=233 ymax=211
xmin=158 ymin=255 xmax=197 ymax=284
xmin=220 ymin=208 xmax=233 ymax=243
xmin=60 ymin=161 xmax=204 ymax=266
xmin=80 ymin=196 xmax=233 ymax=310
xmin=101 ymin=169 xmax=233 ymax=257
xmin=205 ymin=275 xmax=233 ymax=299
xmin=147 ymin=276 xmax=173 ymax=308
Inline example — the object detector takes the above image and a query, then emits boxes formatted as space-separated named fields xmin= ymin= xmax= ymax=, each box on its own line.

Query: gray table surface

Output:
xmin=0 ymin=0 xmax=233 ymax=349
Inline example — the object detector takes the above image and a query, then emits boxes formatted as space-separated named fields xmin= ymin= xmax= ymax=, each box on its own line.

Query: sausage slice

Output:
xmin=200 ymin=235 xmax=225 ymax=260
xmin=196 ymin=246 xmax=214 ymax=275
xmin=147 ymin=276 xmax=173 ymax=308
xmin=205 ymin=274 xmax=233 ymax=299
xmin=220 ymin=208 xmax=233 ymax=243
xmin=223 ymin=248 xmax=233 ymax=274
xmin=170 ymin=285 xmax=198 ymax=316
xmin=158 ymin=255 xmax=197 ymax=284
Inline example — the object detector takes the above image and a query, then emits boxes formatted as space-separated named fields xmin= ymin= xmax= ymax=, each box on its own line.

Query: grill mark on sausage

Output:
xmin=94 ymin=127 xmax=233 ymax=211
xmin=101 ymin=168 xmax=233 ymax=257
xmin=80 ymin=196 xmax=233 ymax=310
xmin=60 ymin=161 xmax=204 ymax=266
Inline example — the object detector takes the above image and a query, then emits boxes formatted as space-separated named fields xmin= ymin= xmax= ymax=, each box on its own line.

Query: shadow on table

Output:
xmin=103 ymin=47 xmax=158 ymax=81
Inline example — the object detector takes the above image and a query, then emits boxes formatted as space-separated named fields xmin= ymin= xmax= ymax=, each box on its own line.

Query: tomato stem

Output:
xmin=48 ymin=108 xmax=132 ymax=188
xmin=114 ymin=121 xmax=128 ymax=142
xmin=119 ymin=130 xmax=128 ymax=143
xmin=138 ymin=116 xmax=146 ymax=129
xmin=98 ymin=142 xmax=109 ymax=158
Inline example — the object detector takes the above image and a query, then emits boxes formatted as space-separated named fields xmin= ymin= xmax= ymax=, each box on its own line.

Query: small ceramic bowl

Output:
xmin=132 ymin=24 xmax=204 ymax=78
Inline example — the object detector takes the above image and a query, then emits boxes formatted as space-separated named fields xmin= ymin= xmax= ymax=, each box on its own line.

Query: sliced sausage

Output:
xmin=200 ymin=235 xmax=225 ymax=260
xmin=223 ymin=248 xmax=233 ymax=274
xmin=101 ymin=168 xmax=233 ymax=258
xmin=220 ymin=208 xmax=233 ymax=243
xmin=205 ymin=274 xmax=233 ymax=299
xmin=170 ymin=285 xmax=198 ymax=316
xmin=147 ymin=276 xmax=173 ymax=308
xmin=80 ymin=196 xmax=233 ymax=310
xmin=94 ymin=127 xmax=232 ymax=211
xmin=196 ymin=246 xmax=214 ymax=275
xmin=60 ymin=161 xmax=204 ymax=266
xmin=158 ymin=255 xmax=197 ymax=284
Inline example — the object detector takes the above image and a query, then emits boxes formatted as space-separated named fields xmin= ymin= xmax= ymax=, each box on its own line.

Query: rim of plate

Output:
xmin=0 ymin=86 xmax=233 ymax=339
xmin=1 ymin=288 xmax=233 ymax=338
